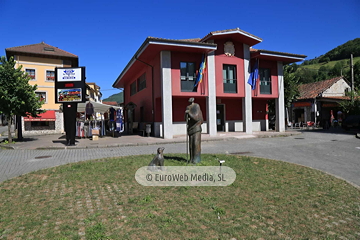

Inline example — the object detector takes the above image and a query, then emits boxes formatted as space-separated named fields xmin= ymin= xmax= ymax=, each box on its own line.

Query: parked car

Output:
xmin=342 ymin=115 xmax=360 ymax=130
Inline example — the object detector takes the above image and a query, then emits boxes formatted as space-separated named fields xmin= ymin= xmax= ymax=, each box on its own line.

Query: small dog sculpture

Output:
xmin=148 ymin=147 xmax=165 ymax=171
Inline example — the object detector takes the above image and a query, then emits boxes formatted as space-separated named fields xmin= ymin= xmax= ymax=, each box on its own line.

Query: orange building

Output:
xmin=6 ymin=42 xmax=78 ymax=134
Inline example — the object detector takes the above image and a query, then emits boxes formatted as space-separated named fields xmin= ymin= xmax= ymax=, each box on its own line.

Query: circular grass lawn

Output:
xmin=0 ymin=154 xmax=359 ymax=239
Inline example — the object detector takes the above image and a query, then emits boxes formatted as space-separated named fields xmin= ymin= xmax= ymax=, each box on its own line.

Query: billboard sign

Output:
xmin=55 ymin=67 xmax=86 ymax=103
xmin=57 ymin=68 xmax=83 ymax=82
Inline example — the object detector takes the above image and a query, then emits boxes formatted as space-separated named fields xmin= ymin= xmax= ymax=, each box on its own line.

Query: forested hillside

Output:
xmin=292 ymin=38 xmax=360 ymax=87
xmin=103 ymin=92 xmax=124 ymax=103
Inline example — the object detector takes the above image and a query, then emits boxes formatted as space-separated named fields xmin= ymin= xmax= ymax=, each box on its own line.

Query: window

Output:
xmin=31 ymin=121 xmax=50 ymax=127
xmin=137 ymin=73 xmax=146 ymax=92
xmin=26 ymin=69 xmax=36 ymax=80
xmin=35 ymin=91 xmax=47 ymax=103
xmin=130 ymin=81 xmax=137 ymax=96
xmin=259 ymin=68 xmax=271 ymax=94
xmin=180 ymin=62 xmax=196 ymax=92
xmin=46 ymin=70 xmax=55 ymax=81
xmin=223 ymin=64 xmax=237 ymax=93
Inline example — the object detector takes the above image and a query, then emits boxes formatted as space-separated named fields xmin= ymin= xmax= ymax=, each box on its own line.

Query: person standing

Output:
xmin=85 ymin=101 xmax=94 ymax=120
xmin=185 ymin=98 xmax=203 ymax=164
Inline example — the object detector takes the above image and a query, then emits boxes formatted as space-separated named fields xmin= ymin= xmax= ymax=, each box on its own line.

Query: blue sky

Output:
xmin=1 ymin=0 xmax=359 ymax=99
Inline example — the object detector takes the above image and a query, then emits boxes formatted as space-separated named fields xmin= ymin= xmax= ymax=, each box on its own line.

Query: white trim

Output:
xmin=18 ymin=61 xmax=63 ymax=67
xmin=149 ymin=41 xmax=217 ymax=50
xmin=207 ymin=48 xmax=217 ymax=136
xmin=137 ymin=43 xmax=150 ymax=57
xmin=276 ymin=61 xmax=285 ymax=132
xmin=243 ymin=44 xmax=253 ymax=134
xmin=25 ymin=68 xmax=37 ymax=81
xmin=44 ymin=69 xmax=56 ymax=82
xmin=160 ymin=51 xmax=173 ymax=139
xmin=259 ymin=53 xmax=304 ymax=61
xmin=203 ymin=30 xmax=262 ymax=42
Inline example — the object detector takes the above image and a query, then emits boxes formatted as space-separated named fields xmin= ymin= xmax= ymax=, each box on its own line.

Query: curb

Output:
xmin=1 ymin=131 xmax=300 ymax=151
xmin=0 ymin=144 xmax=15 ymax=149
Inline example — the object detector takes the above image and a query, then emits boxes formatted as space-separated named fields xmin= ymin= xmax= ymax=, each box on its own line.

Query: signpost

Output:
xmin=55 ymin=67 xmax=86 ymax=146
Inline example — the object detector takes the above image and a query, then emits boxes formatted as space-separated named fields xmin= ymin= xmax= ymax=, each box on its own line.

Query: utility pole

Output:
xmin=350 ymin=54 xmax=354 ymax=102
xmin=351 ymin=54 xmax=354 ymax=92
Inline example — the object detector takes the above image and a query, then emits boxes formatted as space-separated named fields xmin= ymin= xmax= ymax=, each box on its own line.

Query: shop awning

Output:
xmin=77 ymin=101 xmax=121 ymax=113
xmin=23 ymin=110 xmax=56 ymax=121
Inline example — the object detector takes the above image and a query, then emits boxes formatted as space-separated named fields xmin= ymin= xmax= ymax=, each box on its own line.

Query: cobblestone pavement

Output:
xmin=0 ymin=130 xmax=359 ymax=187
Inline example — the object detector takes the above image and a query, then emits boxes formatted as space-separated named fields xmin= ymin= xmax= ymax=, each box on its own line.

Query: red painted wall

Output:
xmin=172 ymin=97 xmax=207 ymax=122
xmin=251 ymin=59 xmax=279 ymax=98
xmin=155 ymin=97 xmax=207 ymax=123
xmin=214 ymin=39 xmax=245 ymax=97
xmin=218 ymin=98 xmax=243 ymax=121
xmin=252 ymin=98 xmax=268 ymax=120
xmin=123 ymin=54 xmax=164 ymax=123
xmin=171 ymin=52 xmax=207 ymax=97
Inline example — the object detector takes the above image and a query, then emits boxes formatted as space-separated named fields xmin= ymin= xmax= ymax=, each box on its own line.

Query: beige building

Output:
xmin=86 ymin=82 xmax=102 ymax=103
xmin=291 ymin=76 xmax=351 ymax=127
xmin=5 ymin=42 xmax=79 ymax=135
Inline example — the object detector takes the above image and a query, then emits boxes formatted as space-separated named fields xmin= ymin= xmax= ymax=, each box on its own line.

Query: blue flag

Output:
xmin=194 ymin=54 xmax=206 ymax=87
xmin=247 ymin=59 xmax=259 ymax=90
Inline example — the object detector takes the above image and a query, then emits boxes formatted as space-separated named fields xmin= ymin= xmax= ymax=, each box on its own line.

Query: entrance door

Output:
xmin=216 ymin=104 xmax=225 ymax=131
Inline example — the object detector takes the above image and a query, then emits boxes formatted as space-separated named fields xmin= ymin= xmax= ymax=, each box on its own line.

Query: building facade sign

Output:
xmin=56 ymin=68 xmax=82 ymax=81
xmin=55 ymin=67 xmax=86 ymax=103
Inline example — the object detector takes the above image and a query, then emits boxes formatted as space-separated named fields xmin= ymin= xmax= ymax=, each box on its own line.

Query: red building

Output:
xmin=112 ymin=28 xmax=306 ymax=138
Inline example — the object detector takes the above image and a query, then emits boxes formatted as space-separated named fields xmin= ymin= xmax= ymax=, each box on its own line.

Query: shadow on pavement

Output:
xmin=14 ymin=137 xmax=38 ymax=142
xmin=52 ymin=140 xmax=79 ymax=146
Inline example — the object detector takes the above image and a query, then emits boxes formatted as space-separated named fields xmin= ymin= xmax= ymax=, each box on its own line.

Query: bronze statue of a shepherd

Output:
xmin=185 ymin=98 xmax=203 ymax=164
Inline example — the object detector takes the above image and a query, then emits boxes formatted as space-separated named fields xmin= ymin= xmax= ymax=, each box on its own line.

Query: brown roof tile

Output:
xmin=146 ymin=36 xmax=216 ymax=47
xmin=298 ymin=76 xmax=343 ymax=99
xmin=6 ymin=42 xmax=78 ymax=58
xmin=201 ymin=28 xmax=262 ymax=42
xmin=102 ymin=101 xmax=118 ymax=106
xmin=177 ymin=38 xmax=201 ymax=42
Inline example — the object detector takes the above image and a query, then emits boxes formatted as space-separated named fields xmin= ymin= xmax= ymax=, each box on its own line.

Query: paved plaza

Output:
xmin=0 ymin=129 xmax=359 ymax=187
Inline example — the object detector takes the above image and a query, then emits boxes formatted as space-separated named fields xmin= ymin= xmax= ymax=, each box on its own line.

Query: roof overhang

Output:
xmin=251 ymin=49 xmax=307 ymax=63
xmin=5 ymin=49 xmax=79 ymax=67
xmin=113 ymin=38 xmax=217 ymax=88
xmin=201 ymin=29 xmax=262 ymax=46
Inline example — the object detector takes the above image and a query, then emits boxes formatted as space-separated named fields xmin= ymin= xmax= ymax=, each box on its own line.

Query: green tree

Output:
xmin=0 ymin=56 xmax=43 ymax=143
xmin=283 ymin=64 xmax=300 ymax=108
xmin=267 ymin=64 xmax=300 ymax=124
xmin=339 ymin=90 xmax=360 ymax=115
xmin=330 ymin=61 xmax=343 ymax=77
xmin=297 ymin=68 xmax=317 ymax=84
xmin=316 ymin=65 xmax=330 ymax=81
xmin=353 ymin=61 xmax=360 ymax=90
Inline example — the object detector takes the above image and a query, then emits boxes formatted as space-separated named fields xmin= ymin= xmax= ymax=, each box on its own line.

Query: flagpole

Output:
xmin=255 ymin=58 xmax=259 ymax=97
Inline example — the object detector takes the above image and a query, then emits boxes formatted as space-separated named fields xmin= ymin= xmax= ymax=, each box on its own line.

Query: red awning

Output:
xmin=293 ymin=102 xmax=311 ymax=107
xmin=23 ymin=110 xmax=56 ymax=121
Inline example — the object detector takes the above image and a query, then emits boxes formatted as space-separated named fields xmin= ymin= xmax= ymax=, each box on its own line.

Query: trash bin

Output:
xmin=146 ymin=124 xmax=151 ymax=137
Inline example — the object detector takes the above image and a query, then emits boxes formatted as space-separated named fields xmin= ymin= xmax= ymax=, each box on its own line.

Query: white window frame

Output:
xmin=35 ymin=91 xmax=48 ymax=104
xmin=45 ymin=69 xmax=55 ymax=82
xmin=26 ymin=68 xmax=36 ymax=81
